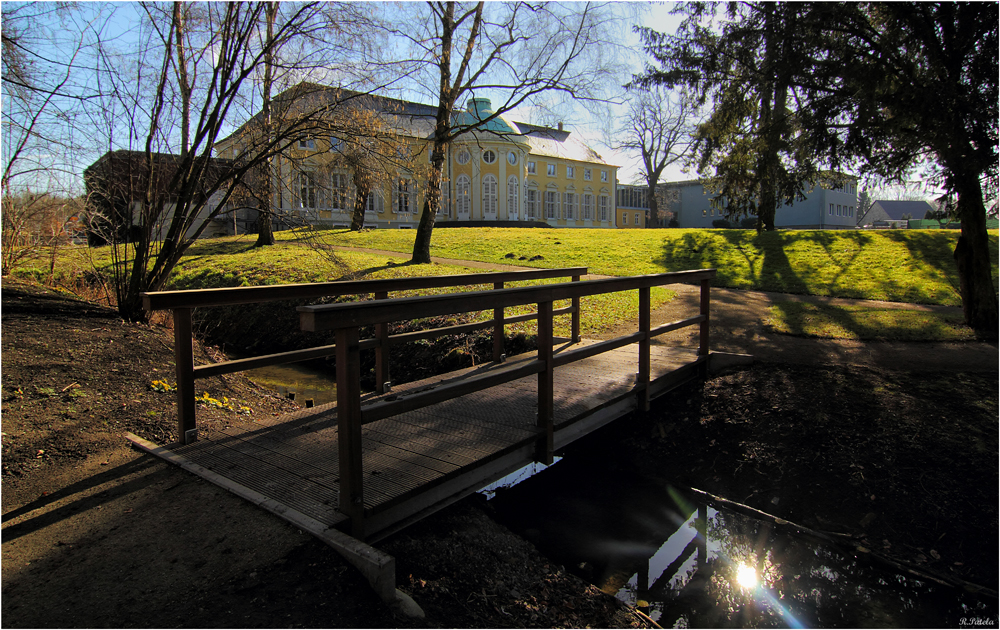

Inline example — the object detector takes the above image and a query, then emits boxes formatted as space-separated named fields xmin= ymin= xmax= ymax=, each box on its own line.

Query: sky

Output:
xmin=4 ymin=1 xmax=686 ymax=194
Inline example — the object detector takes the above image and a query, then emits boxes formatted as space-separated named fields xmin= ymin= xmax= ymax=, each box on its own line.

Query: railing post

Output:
xmin=536 ymin=301 xmax=554 ymax=465
xmin=336 ymin=326 xmax=365 ymax=539
xmin=638 ymin=286 xmax=650 ymax=412
xmin=374 ymin=291 xmax=389 ymax=393
xmin=173 ymin=308 xmax=197 ymax=445
xmin=493 ymin=281 xmax=504 ymax=363
xmin=699 ymin=278 xmax=711 ymax=357
xmin=571 ymin=274 xmax=581 ymax=343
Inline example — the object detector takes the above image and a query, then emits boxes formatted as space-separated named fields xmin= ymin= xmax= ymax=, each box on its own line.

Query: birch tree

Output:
xmin=86 ymin=1 xmax=387 ymax=321
xmin=382 ymin=1 xmax=630 ymax=264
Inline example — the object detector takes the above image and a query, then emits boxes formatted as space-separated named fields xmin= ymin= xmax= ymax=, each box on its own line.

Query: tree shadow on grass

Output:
xmin=753 ymin=231 xmax=806 ymax=295
xmin=879 ymin=230 xmax=997 ymax=304
xmin=768 ymin=301 xmax=971 ymax=341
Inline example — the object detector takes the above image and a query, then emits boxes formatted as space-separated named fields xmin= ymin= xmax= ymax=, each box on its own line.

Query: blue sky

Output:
xmin=4 ymin=1 xmax=687 ymax=193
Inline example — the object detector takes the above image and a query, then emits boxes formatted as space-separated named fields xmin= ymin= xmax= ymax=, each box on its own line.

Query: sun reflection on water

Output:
xmin=736 ymin=563 xmax=758 ymax=589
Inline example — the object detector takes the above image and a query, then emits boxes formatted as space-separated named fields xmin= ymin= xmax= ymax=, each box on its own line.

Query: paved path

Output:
xmin=328 ymin=246 xmax=999 ymax=373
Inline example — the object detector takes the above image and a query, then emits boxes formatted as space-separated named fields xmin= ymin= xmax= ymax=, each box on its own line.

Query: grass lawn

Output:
xmin=292 ymin=227 xmax=1000 ymax=307
xmin=11 ymin=236 xmax=672 ymax=339
xmin=766 ymin=302 xmax=977 ymax=341
xmin=10 ymin=226 xmax=997 ymax=340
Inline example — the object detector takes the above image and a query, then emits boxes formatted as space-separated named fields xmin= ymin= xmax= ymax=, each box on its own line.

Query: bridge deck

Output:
xmin=150 ymin=340 xmax=704 ymax=541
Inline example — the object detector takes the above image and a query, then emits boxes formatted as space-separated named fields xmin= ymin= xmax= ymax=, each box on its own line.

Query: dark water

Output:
xmin=241 ymin=361 xmax=996 ymax=627
xmin=244 ymin=362 xmax=337 ymax=406
xmin=484 ymin=449 xmax=996 ymax=628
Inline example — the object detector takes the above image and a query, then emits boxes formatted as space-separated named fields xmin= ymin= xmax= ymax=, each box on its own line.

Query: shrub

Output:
xmin=712 ymin=219 xmax=733 ymax=228
xmin=667 ymin=218 xmax=679 ymax=228
xmin=740 ymin=216 xmax=759 ymax=229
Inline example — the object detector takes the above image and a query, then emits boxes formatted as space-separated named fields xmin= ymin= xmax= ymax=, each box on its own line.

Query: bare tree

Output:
xmin=380 ymin=1 xmax=630 ymax=263
xmin=613 ymin=86 xmax=697 ymax=227
xmin=2 ymin=3 xmax=110 ymax=275
xmin=84 ymin=1 xmax=388 ymax=321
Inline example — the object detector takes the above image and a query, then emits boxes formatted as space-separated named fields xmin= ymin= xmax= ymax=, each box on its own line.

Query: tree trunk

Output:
xmin=647 ymin=182 xmax=659 ymax=227
xmin=255 ymin=1 xmax=277 ymax=247
xmin=351 ymin=189 xmax=368 ymax=231
xmin=953 ymin=173 xmax=998 ymax=338
xmin=755 ymin=3 xmax=791 ymax=234
xmin=413 ymin=142 xmax=446 ymax=263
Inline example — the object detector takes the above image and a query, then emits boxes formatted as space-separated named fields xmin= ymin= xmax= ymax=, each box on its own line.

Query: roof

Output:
xmin=870 ymin=200 xmax=935 ymax=220
xmin=219 ymin=82 xmax=611 ymax=165
xmin=512 ymin=121 xmax=609 ymax=165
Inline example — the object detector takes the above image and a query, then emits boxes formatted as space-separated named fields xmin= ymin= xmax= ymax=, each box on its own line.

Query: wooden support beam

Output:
xmin=571 ymin=275 xmax=581 ymax=342
xmin=493 ymin=281 xmax=504 ymax=363
xmin=536 ymin=301 xmax=554 ymax=465
xmin=699 ymin=278 xmax=711 ymax=357
xmin=638 ymin=287 xmax=651 ymax=412
xmin=336 ymin=326 xmax=365 ymax=539
xmin=375 ymin=291 xmax=389 ymax=394
xmin=173 ymin=308 xmax=197 ymax=444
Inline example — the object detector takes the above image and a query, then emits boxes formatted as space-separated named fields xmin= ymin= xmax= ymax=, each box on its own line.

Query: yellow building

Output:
xmin=215 ymin=84 xmax=618 ymax=231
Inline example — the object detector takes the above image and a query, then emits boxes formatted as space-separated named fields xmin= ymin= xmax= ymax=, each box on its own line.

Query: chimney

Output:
xmin=557 ymin=122 xmax=564 ymax=132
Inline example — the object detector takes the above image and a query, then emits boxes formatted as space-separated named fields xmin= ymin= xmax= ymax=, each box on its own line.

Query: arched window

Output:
xmin=456 ymin=175 xmax=471 ymax=215
xmin=483 ymin=174 xmax=498 ymax=218
xmin=507 ymin=175 xmax=519 ymax=219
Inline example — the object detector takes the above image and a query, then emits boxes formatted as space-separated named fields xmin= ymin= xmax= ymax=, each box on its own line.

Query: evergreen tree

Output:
xmin=639 ymin=2 xmax=998 ymax=336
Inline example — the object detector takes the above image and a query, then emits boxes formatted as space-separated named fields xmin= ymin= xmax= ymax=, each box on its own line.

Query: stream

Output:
xmin=245 ymin=362 xmax=995 ymax=627
xmin=484 ymin=447 xmax=994 ymax=628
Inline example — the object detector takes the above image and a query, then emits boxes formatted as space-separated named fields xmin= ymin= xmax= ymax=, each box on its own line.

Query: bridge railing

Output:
xmin=142 ymin=267 xmax=587 ymax=445
xmin=298 ymin=268 xmax=716 ymax=537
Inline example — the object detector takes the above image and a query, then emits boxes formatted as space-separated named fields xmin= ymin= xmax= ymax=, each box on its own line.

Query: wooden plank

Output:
xmin=174 ymin=308 xmax=196 ymax=444
xmin=172 ymin=441 xmax=344 ymax=519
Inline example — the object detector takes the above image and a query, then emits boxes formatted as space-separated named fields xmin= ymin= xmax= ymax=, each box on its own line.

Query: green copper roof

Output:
xmin=452 ymin=98 xmax=519 ymax=136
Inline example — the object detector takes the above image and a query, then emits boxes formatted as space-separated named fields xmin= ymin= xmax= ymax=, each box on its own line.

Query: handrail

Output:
xmin=142 ymin=267 xmax=588 ymax=310
xmin=141 ymin=267 xmax=587 ymax=445
xmin=299 ymin=268 xmax=718 ymax=539
xmin=299 ymin=270 xmax=715 ymax=330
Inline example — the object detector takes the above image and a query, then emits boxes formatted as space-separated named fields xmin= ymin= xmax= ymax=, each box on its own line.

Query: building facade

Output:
xmin=214 ymin=85 xmax=619 ymax=232
xmin=656 ymin=177 xmax=859 ymax=229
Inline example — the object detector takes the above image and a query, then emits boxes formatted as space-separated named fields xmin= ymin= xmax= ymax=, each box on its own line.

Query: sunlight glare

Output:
xmin=736 ymin=563 xmax=758 ymax=589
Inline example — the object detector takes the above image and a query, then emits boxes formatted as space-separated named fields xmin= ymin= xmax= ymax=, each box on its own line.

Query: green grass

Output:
xmin=766 ymin=301 xmax=977 ymax=341
xmin=294 ymin=227 xmax=1000 ymax=307
xmin=10 ymin=226 xmax=998 ymax=340
xmin=11 ymin=234 xmax=671 ymax=338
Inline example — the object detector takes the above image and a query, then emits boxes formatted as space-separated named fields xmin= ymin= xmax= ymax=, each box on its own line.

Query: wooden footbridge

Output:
xmin=129 ymin=266 xmax=748 ymax=611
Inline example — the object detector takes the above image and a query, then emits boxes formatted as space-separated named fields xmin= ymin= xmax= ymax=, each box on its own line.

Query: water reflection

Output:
xmin=487 ymin=453 xmax=993 ymax=628
xmin=244 ymin=362 xmax=336 ymax=406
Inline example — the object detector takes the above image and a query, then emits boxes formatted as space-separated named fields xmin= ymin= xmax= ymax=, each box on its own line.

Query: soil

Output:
xmin=3 ymin=276 xmax=997 ymax=628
